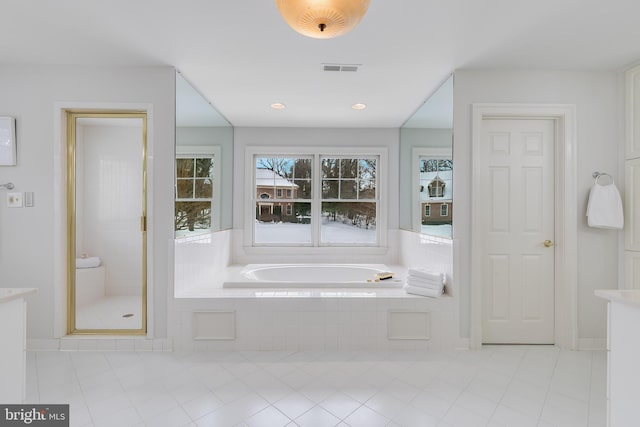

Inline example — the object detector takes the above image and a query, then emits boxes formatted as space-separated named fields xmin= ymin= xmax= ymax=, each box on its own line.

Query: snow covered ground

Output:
xmin=421 ymin=224 xmax=452 ymax=238
xmin=176 ymin=221 xmax=448 ymax=242
xmin=255 ymin=218 xmax=376 ymax=244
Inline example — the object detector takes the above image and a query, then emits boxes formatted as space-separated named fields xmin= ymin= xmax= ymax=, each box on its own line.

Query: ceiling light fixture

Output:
xmin=351 ymin=103 xmax=367 ymax=110
xmin=270 ymin=102 xmax=286 ymax=110
xmin=275 ymin=0 xmax=371 ymax=39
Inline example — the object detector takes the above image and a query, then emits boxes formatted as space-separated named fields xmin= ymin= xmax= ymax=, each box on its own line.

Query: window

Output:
xmin=175 ymin=155 xmax=214 ymax=235
xmin=428 ymin=178 xmax=445 ymax=197
xmin=251 ymin=152 xmax=380 ymax=246
xmin=417 ymin=153 xmax=453 ymax=237
xmin=254 ymin=157 xmax=312 ymax=244
xmin=321 ymin=157 xmax=376 ymax=244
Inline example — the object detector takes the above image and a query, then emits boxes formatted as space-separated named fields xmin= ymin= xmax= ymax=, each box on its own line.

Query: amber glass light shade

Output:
xmin=275 ymin=0 xmax=370 ymax=39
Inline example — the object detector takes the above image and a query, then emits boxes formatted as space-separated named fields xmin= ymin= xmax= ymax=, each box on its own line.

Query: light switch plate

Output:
xmin=7 ymin=192 xmax=23 ymax=208
xmin=24 ymin=191 xmax=33 ymax=207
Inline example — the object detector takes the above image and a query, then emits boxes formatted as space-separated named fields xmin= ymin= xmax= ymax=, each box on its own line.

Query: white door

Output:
xmin=479 ymin=118 xmax=555 ymax=344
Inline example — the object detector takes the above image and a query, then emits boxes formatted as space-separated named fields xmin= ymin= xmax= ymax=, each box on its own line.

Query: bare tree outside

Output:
xmin=175 ymin=157 xmax=213 ymax=232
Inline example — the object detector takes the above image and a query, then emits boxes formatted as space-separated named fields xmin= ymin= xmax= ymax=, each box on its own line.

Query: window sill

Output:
xmin=241 ymin=245 xmax=390 ymax=258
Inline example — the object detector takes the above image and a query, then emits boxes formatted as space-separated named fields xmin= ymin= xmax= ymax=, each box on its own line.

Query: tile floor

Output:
xmin=75 ymin=296 xmax=143 ymax=330
xmin=27 ymin=345 xmax=606 ymax=427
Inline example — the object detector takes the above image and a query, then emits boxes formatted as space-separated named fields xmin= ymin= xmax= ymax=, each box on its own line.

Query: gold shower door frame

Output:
xmin=66 ymin=110 xmax=148 ymax=335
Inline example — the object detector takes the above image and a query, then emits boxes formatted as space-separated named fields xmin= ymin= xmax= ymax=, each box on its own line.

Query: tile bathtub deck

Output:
xmin=27 ymin=345 xmax=606 ymax=427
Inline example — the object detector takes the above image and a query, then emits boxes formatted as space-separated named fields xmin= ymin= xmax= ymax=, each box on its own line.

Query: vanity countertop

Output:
xmin=0 ymin=288 xmax=38 ymax=304
xmin=595 ymin=289 xmax=640 ymax=308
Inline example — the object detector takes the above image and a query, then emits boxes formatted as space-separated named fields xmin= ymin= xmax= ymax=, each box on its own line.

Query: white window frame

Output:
xmin=175 ymin=145 xmax=221 ymax=233
xmin=440 ymin=204 xmax=448 ymax=217
xmin=425 ymin=204 xmax=431 ymax=217
xmin=245 ymin=146 xmax=387 ymax=250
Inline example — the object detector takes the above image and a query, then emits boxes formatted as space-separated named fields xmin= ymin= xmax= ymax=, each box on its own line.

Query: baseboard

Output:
xmin=27 ymin=338 xmax=173 ymax=352
xmin=455 ymin=337 xmax=470 ymax=350
xmin=577 ymin=337 xmax=606 ymax=350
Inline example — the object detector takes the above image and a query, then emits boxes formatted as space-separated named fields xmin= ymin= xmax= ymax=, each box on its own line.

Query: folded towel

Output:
xmin=407 ymin=268 xmax=444 ymax=283
xmin=405 ymin=285 xmax=443 ymax=298
xmin=76 ymin=256 xmax=101 ymax=269
xmin=586 ymin=182 xmax=624 ymax=229
xmin=407 ymin=276 xmax=444 ymax=290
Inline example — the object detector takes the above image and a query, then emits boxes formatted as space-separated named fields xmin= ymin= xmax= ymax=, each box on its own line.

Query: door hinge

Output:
xmin=141 ymin=215 xmax=147 ymax=232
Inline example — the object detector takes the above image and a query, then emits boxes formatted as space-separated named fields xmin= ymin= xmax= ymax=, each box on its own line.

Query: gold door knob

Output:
xmin=543 ymin=240 xmax=554 ymax=247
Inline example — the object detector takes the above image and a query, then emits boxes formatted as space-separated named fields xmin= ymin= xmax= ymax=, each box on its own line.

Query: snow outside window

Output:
xmin=175 ymin=155 xmax=214 ymax=235
xmin=419 ymin=156 xmax=453 ymax=238
xmin=252 ymin=154 xmax=379 ymax=246
xmin=321 ymin=157 xmax=377 ymax=244
xmin=254 ymin=157 xmax=312 ymax=244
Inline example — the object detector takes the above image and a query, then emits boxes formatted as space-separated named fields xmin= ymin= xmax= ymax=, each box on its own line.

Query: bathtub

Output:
xmin=223 ymin=264 xmax=404 ymax=288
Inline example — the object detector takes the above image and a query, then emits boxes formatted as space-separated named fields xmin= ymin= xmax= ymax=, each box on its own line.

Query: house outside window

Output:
xmin=251 ymin=151 xmax=380 ymax=246
xmin=428 ymin=177 xmax=446 ymax=197
xmin=419 ymin=155 xmax=453 ymax=235
xmin=321 ymin=157 xmax=377 ymax=244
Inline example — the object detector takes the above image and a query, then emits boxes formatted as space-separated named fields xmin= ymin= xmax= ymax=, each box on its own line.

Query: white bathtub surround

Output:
xmin=404 ymin=286 xmax=444 ymax=298
xmin=0 ymin=288 xmax=37 ymax=403
xmin=399 ymin=231 xmax=454 ymax=295
xmin=170 ymin=294 xmax=458 ymax=352
xmin=174 ymin=230 xmax=233 ymax=294
xmin=595 ymin=289 xmax=640 ymax=427
xmin=171 ymin=228 xmax=457 ymax=352
xmin=224 ymin=264 xmax=404 ymax=288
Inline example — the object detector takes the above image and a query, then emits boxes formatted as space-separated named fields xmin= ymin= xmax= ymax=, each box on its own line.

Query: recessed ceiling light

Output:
xmin=271 ymin=102 xmax=286 ymax=110
xmin=351 ymin=103 xmax=367 ymax=110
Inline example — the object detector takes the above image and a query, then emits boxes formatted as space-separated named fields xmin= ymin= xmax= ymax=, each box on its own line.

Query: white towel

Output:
xmin=76 ymin=257 xmax=101 ymax=269
xmin=406 ymin=276 xmax=444 ymax=290
xmin=586 ymin=183 xmax=624 ymax=229
xmin=407 ymin=268 xmax=444 ymax=283
xmin=404 ymin=285 xmax=443 ymax=298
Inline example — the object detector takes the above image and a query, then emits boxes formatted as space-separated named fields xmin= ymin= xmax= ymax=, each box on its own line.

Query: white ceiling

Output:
xmin=2 ymin=1 xmax=640 ymax=128
xmin=403 ymin=75 xmax=453 ymax=129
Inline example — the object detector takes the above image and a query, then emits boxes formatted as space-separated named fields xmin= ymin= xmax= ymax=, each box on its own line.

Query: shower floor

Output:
xmin=75 ymin=295 xmax=143 ymax=330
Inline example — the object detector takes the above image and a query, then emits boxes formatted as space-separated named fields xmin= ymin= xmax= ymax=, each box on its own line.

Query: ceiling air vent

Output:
xmin=322 ymin=63 xmax=360 ymax=72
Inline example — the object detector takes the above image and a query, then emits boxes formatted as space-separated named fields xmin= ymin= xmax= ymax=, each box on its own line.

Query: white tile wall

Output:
xmin=170 ymin=228 xmax=457 ymax=353
xmin=174 ymin=230 xmax=232 ymax=295
xmin=170 ymin=296 xmax=458 ymax=352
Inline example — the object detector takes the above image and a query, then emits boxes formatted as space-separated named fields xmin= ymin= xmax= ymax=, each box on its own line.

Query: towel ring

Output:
xmin=593 ymin=172 xmax=613 ymax=185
